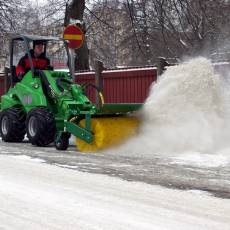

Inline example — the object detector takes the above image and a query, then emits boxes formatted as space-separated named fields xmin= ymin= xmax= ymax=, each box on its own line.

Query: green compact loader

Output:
xmin=0 ymin=35 xmax=140 ymax=151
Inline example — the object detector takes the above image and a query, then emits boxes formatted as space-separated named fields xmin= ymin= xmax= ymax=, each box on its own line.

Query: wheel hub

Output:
xmin=28 ymin=116 xmax=37 ymax=137
xmin=1 ymin=116 xmax=9 ymax=135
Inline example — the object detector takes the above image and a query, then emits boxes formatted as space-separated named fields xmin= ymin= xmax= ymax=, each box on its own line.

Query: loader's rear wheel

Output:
xmin=26 ymin=108 xmax=56 ymax=146
xmin=0 ymin=107 xmax=26 ymax=142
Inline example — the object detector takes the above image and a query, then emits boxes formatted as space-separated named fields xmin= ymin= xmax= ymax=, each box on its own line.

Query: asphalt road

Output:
xmin=1 ymin=140 xmax=230 ymax=199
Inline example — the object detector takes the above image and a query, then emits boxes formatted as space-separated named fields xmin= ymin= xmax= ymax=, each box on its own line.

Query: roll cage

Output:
xmin=9 ymin=34 xmax=69 ymax=85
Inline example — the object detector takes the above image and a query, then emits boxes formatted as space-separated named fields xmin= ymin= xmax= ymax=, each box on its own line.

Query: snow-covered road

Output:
xmin=0 ymin=154 xmax=230 ymax=230
xmin=1 ymin=140 xmax=230 ymax=199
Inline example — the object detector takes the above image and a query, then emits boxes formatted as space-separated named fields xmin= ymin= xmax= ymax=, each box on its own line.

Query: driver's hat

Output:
xmin=33 ymin=40 xmax=45 ymax=46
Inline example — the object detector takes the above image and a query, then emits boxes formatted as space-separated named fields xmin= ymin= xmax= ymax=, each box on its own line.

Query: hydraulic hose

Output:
xmin=81 ymin=83 xmax=105 ymax=107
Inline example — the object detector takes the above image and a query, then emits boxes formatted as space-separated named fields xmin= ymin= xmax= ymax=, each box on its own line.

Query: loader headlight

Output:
xmin=33 ymin=83 xmax=39 ymax=89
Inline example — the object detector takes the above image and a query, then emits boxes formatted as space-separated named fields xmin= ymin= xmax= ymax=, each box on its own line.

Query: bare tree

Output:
xmin=65 ymin=0 xmax=89 ymax=70
xmin=0 ymin=0 xmax=26 ymax=62
xmin=125 ymin=0 xmax=230 ymax=60
xmin=0 ymin=0 xmax=24 ymax=32
xmin=20 ymin=0 xmax=229 ymax=69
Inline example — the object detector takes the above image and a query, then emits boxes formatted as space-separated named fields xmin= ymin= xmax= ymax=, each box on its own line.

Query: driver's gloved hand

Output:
xmin=17 ymin=72 xmax=24 ymax=81
xmin=46 ymin=65 xmax=54 ymax=71
xmin=34 ymin=69 xmax=40 ymax=76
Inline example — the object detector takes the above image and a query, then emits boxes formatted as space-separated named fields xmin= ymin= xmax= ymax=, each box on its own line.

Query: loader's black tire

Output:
xmin=26 ymin=108 xmax=56 ymax=146
xmin=0 ymin=107 xmax=26 ymax=142
xmin=55 ymin=133 xmax=70 ymax=151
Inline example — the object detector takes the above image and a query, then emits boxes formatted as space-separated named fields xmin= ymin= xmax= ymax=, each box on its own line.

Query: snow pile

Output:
xmin=107 ymin=57 xmax=230 ymax=156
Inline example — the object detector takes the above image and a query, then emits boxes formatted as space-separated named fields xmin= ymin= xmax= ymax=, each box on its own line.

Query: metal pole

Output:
xmin=69 ymin=48 xmax=75 ymax=81
xmin=4 ymin=67 xmax=10 ymax=92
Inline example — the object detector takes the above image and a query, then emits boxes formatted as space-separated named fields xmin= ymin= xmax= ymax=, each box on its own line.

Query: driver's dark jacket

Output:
xmin=16 ymin=49 xmax=50 ymax=77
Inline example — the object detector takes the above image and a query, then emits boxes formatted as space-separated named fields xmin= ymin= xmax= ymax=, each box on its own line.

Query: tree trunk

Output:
xmin=64 ymin=0 xmax=89 ymax=70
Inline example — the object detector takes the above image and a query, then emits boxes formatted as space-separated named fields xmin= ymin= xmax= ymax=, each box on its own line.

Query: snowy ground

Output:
xmin=1 ymin=140 xmax=230 ymax=200
xmin=0 ymin=153 xmax=230 ymax=230
xmin=1 ymin=58 xmax=230 ymax=229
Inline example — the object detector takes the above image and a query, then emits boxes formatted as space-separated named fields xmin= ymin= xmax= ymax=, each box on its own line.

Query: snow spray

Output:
xmin=107 ymin=57 xmax=230 ymax=155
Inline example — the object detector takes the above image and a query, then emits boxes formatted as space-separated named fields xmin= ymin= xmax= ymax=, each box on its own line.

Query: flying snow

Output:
xmin=106 ymin=58 xmax=230 ymax=158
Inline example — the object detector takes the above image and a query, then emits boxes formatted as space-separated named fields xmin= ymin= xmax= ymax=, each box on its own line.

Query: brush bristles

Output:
xmin=76 ymin=117 xmax=140 ymax=152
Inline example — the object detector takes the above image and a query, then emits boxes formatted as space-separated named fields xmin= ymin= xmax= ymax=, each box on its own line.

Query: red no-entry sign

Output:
xmin=63 ymin=24 xmax=84 ymax=49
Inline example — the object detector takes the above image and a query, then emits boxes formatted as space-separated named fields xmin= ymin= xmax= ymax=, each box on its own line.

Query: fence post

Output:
xmin=94 ymin=60 xmax=104 ymax=109
xmin=157 ymin=57 xmax=169 ymax=77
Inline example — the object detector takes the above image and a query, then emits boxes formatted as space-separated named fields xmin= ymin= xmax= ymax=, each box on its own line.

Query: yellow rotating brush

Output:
xmin=76 ymin=116 xmax=140 ymax=152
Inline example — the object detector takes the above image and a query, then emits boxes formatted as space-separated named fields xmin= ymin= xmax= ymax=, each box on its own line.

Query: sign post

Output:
xmin=63 ymin=24 xmax=84 ymax=79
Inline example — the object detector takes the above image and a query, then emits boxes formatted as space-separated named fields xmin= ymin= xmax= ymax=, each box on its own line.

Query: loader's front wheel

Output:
xmin=26 ymin=108 xmax=56 ymax=146
xmin=55 ymin=132 xmax=70 ymax=151
xmin=0 ymin=107 xmax=26 ymax=142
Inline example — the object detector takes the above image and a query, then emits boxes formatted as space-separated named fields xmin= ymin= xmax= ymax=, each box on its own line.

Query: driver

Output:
xmin=16 ymin=40 xmax=51 ymax=80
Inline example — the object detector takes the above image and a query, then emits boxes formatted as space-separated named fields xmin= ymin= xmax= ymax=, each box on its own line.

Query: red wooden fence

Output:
xmin=74 ymin=67 xmax=157 ymax=104
xmin=0 ymin=62 xmax=229 ymax=104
